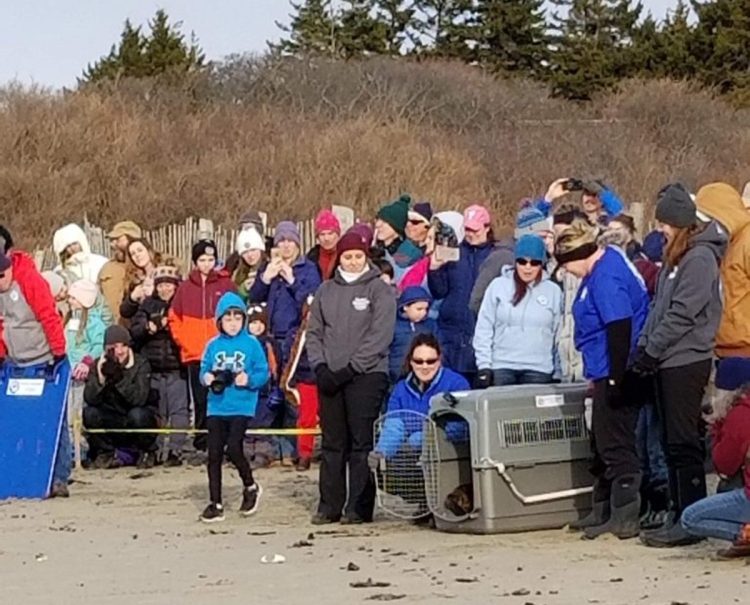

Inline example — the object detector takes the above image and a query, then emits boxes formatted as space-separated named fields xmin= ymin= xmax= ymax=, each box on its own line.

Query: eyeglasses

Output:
xmin=516 ymin=259 xmax=543 ymax=267
xmin=411 ymin=357 xmax=439 ymax=366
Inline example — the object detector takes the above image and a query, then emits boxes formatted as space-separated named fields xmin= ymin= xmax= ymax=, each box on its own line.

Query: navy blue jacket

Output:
xmin=428 ymin=240 xmax=494 ymax=374
xmin=389 ymin=316 xmax=437 ymax=383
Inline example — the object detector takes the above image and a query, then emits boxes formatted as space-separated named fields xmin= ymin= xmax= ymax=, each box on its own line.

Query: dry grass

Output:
xmin=1 ymin=58 xmax=749 ymax=248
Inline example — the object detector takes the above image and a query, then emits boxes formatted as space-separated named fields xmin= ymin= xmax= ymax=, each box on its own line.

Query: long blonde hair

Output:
xmin=63 ymin=307 xmax=90 ymax=345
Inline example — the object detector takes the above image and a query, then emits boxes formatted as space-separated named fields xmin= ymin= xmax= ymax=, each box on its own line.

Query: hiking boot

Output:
xmin=240 ymin=483 xmax=263 ymax=517
xmin=295 ymin=457 xmax=312 ymax=472
xmin=136 ymin=451 xmax=157 ymax=469
xmin=584 ymin=473 xmax=641 ymax=540
xmin=50 ymin=481 xmax=70 ymax=498
xmin=310 ymin=512 xmax=341 ymax=525
xmin=200 ymin=503 xmax=225 ymax=523
xmin=639 ymin=516 xmax=704 ymax=548
xmin=164 ymin=453 xmax=183 ymax=468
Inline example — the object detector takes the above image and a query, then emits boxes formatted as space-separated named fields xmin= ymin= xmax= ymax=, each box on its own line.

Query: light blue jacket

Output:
xmin=473 ymin=266 xmax=562 ymax=377
xmin=65 ymin=297 xmax=113 ymax=367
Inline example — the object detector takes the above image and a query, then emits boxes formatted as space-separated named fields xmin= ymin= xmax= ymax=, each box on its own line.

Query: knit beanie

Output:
xmin=337 ymin=231 xmax=370 ymax=256
xmin=153 ymin=265 xmax=181 ymax=286
xmin=236 ymin=228 xmax=266 ymax=254
xmin=408 ymin=201 xmax=433 ymax=226
xmin=104 ymin=325 xmax=131 ymax=347
xmin=377 ymin=194 xmax=411 ymax=237
xmin=0 ymin=225 xmax=13 ymax=254
xmin=514 ymin=234 xmax=547 ymax=262
xmin=349 ymin=222 xmax=374 ymax=247
xmin=515 ymin=199 xmax=553 ymax=239
xmin=192 ymin=239 xmax=217 ymax=264
xmin=273 ymin=221 xmax=301 ymax=246
xmin=68 ymin=279 xmax=98 ymax=309
xmin=246 ymin=302 xmax=269 ymax=328
xmin=655 ymin=185 xmax=696 ymax=228
xmin=314 ymin=209 xmax=341 ymax=236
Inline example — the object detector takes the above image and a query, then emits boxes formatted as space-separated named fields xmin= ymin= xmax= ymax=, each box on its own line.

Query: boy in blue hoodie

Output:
xmin=389 ymin=286 xmax=436 ymax=383
xmin=199 ymin=292 xmax=269 ymax=523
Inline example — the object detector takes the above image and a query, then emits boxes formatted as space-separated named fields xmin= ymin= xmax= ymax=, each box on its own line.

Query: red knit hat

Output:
xmin=314 ymin=209 xmax=341 ymax=236
xmin=337 ymin=231 xmax=370 ymax=256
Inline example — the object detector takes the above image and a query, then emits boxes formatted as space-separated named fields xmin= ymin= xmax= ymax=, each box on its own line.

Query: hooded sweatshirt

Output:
xmin=389 ymin=287 xmax=437 ymax=382
xmin=52 ymin=224 xmax=108 ymax=283
xmin=710 ymin=392 xmax=750 ymax=499
xmin=200 ymin=292 xmax=269 ymax=417
xmin=696 ymin=183 xmax=750 ymax=358
xmin=639 ymin=221 xmax=727 ymax=369
xmin=473 ymin=266 xmax=562 ymax=376
xmin=307 ymin=265 xmax=397 ymax=375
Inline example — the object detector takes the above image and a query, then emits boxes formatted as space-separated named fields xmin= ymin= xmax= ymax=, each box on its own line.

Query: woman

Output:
xmin=232 ymin=228 xmax=266 ymax=301
xmin=306 ymin=229 xmax=396 ymax=524
xmin=120 ymin=239 xmax=162 ymax=320
xmin=429 ymin=204 xmax=494 ymax=384
xmin=374 ymin=194 xmax=423 ymax=285
xmin=635 ymin=185 xmax=726 ymax=548
xmin=473 ymin=234 xmax=562 ymax=387
xmin=52 ymin=223 xmax=108 ymax=284
xmin=554 ymin=218 xmax=650 ymax=539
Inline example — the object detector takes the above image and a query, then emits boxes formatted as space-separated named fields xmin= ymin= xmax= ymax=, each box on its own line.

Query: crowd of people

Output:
xmin=2 ymin=176 xmax=750 ymax=556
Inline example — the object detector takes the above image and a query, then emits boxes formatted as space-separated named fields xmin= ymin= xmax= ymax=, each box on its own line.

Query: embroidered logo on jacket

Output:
xmin=352 ymin=297 xmax=371 ymax=311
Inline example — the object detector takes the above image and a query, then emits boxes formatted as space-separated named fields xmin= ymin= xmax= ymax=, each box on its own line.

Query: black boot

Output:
xmin=640 ymin=480 xmax=670 ymax=530
xmin=584 ymin=473 xmax=641 ymax=540
xmin=569 ymin=479 xmax=611 ymax=531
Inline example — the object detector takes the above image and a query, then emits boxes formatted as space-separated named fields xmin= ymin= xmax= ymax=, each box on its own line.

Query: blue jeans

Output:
xmin=635 ymin=404 xmax=668 ymax=484
xmin=492 ymin=369 xmax=553 ymax=386
xmin=52 ymin=411 xmax=71 ymax=487
xmin=681 ymin=489 xmax=750 ymax=542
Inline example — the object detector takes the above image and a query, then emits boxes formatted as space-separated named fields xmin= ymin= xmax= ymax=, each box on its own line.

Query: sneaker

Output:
xmin=200 ymin=503 xmax=225 ymax=523
xmin=164 ymin=453 xmax=183 ymax=468
xmin=137 ymin=451 xmax=157 ymax=469
xmin=240 ymin=483 xmax=263 ymax=517
xmin=311 ymin=512 xmax=341 ymax=525
xmin=295 ymin=456 xmax=312 ymax=472
xmin=50 ymin=481 xmax=70 ymax=498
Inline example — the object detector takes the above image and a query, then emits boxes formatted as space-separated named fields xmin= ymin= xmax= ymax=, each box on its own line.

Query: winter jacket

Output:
xmin=473 ymin=266 xmax=562 ymax=377
xmin=375 ymin=368 xmax=469 ymax=458
xmin=248 ymin=255 xmax=321 ymax=366
xmin=98 ymin=259 xmax=127 ymax=323
xmin=130 ymin=295 xmax=182 ymax=373
xmin=696 ymin=183 xmax=750 ymax=358
xmin=389 ymin=289 xmax=437 ymax=383
xmin=549 ymin=263 xmax=585 ymax=382
xmin=428 ymin=240 xmax=494 ymax=373
xmin=168 ymin=269 xmax=236 ymax=364
xmin=64 ymin=297 xmax=113 ymax=367
xmin=52 ymin=224 xmax=108 ymax=284
xmin=200 ymin=293 xmax=269 ymax=417
xmin=468 ymin=237 xmax=516 ymax=314
xmin=0 ymin=251 xmax=66 ymax=365
xmin=639 ymin=221 xmax=727 ymax=369
xmin=307 ymin=266 xmax=396 ymax=376
xmin=83 ymin=350 xmax=152 ymax=416
xmin=307 ymin=244 xmax=338 ymax=281
xmin=232 ymin=259 xmax=263 ymax=302
xmin=710 ymin=392 xmax=750 ymax=498
xmin=380 ymin=239 xmax=424 ymax=286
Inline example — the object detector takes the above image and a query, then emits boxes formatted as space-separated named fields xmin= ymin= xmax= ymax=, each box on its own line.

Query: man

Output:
xmin=406 ymin=202 xmax=433 ymax=248
xmin=83 ymin=325 xmax=157 ymax=469
xmin=98 ymin=221 xmax=142 ymax=322
xmin=580 ymin=179 xmax=624 ymax=227
xmin=307 ymin=209 xmax=341 ymax=280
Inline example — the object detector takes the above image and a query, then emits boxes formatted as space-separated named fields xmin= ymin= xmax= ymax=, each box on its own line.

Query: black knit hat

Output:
xmin=655 ymin=184 xmax=696 ymax=228
xmin=0 ymin=225 xmax=14 ymax=254
xmin=104 ymin=325 xmax=131 ymax=347
xmin=192 ymin=239 xmax=217 ymax=264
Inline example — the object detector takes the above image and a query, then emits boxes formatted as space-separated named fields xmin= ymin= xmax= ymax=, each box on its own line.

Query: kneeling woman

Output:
xmin=473 ymin=234 xmax=562 ymax=388
xmin=307 ymin=231 xmax=396 ymax=524
xmin=555 ymin=219 xmax=650 ymax=539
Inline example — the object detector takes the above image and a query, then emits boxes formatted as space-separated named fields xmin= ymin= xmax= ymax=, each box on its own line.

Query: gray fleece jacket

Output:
xmin=638 ymin=221 xmax=727 ymax=369
xmin=307 ymin=266 xmax=397 ymax=375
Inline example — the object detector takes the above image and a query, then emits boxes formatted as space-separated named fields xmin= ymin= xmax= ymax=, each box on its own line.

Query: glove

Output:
xmin=632 ymin=347 xmax=659 ymax=376
xmin=332 ymin=364 xmax=356 ymax=387
xmin=606 ymin=379 xmax=625 ymax=409
xmin=475 ymin=369 xmax=493 ymax=390
xmin=315 ymin=364 xmax=338 ymax=396
xmin=368 ymin=450 xmax=384 ymax=472
xmin=101 ymin=356 xmax=124 ymax=384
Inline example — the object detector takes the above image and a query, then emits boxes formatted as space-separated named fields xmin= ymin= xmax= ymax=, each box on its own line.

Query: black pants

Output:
xmin=318 ymin=372 xmax=389 ymax=521
xmin=656 ymin=360 xmax=711 ymax=512
xmin=590 ymin=373 xmax=641 ymax=484
xmin=207 ymin=416 xmax=254 ymax=504
xmin=187 ymin=362 xmax=209 ymax=451
xmin=83 ymin=406 xmax=158 ymax=458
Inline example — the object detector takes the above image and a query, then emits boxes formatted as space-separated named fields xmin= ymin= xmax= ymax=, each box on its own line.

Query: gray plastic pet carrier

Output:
xmin=422 ymin=383 xmax=595 ymax=534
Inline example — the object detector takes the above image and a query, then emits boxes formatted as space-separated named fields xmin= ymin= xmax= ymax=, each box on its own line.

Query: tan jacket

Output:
xmin=98 ymin=260 xmax=126 ymax=323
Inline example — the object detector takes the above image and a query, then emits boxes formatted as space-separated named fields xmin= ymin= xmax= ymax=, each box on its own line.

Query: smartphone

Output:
xmin=435 ymin=244 xmax=460 ymax=263
xmin=270 ymin=247 xmax=282 ymax=262
xmin=563 ymin=178 xmax=584 ymax=192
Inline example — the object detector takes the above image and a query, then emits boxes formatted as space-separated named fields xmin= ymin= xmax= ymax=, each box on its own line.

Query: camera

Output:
xmin=563 ymin=178 xmax=584 ymax=192
xmin=101 ymin=349 xmax=124 ymax=384
xmin=210 ymin=369 xmax=236 ymax=395
xmin=148 ymin=309 xmax=165 ymax=328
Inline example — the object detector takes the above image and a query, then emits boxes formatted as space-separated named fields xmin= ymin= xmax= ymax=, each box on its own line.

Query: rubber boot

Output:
xmin=640 ymin=480 xmax=670 ymax=530
xmin=584 ymin=473 xmax=641 ymax=540
xmin=569 ymin=478 xmax=611 ymax=531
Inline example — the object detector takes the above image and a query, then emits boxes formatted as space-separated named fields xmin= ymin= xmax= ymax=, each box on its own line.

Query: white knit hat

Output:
xmin=68 ymin=279 xmax=98 ymax=309
xmin=236 ymin=228 xmax=265 ymax=254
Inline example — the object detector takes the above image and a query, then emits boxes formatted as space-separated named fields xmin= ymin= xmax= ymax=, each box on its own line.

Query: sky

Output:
xmin=1 ymin=0 xmax=679 ymax=90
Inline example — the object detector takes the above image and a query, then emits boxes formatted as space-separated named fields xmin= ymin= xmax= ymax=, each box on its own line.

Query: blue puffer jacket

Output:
xmin=248 ymin=255 xmax=322 ymax=381
xmin=375 ymin=367 xmax=470 ymax=458
xmin=428 ymin=240 xmax=494 ymax=374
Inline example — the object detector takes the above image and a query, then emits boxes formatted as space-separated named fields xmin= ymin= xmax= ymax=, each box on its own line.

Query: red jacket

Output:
xmin=711 ymin=393 xmax=750 ymax=498
xmin=0 ymin=251 xmax=66 ymax=359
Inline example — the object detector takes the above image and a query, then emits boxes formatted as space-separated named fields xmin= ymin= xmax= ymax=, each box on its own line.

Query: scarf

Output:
xmin=318 ymin=246 xmax=338 ymax=280
xmin=338 ymin=266 xmax=369 ymax=284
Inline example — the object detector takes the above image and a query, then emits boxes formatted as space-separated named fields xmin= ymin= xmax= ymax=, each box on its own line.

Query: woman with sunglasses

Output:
xmin=473 ymin=234 xmax=562 ymax=388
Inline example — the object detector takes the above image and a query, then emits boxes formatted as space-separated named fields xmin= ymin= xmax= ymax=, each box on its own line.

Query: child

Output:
xmin=130 ymin=265 xmax=189 ymax=466
xmin=389 ymin=286 xmax=436 ymax=383
xmin=199 ymin=292 xmax=269 ymax=523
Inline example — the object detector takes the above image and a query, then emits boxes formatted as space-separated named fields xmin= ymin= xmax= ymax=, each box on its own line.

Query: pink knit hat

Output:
xmin=314 ymin=209 xmax=341 ymax=236
xmin=68 ymin=279 xmax=98 ymax=309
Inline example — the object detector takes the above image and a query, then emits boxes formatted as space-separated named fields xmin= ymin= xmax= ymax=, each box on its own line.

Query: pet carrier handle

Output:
xmin=478 ymin=457 xmax=593 ymax=505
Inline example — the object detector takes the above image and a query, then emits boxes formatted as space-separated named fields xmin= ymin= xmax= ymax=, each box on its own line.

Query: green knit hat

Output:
xmin=376 ymin=194 xmax=411 ymax=237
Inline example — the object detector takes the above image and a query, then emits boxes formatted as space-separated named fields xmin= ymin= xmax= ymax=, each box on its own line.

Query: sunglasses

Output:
xmin=516 ymin=259 xmax=543 ymax=267
xmin=412 ymin=357 xmax=439 ymax=366
xmin=408 ymin=219 xmax=427 ymax=226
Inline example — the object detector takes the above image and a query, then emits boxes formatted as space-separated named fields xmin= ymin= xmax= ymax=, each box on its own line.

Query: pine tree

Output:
xmin=372 ymin=0 xmax=416 ymax=54
xmin=659 ymin=0 xmax=694 ymax=79
xmin=411 ymin=0 xmax=475 ymax=58
xmin=337 ymin=1 xmax=391 ymax=56
xmin=546 ymin=0 xmax=643 ymax=100
xmin=272 ymin=0 xmax=339 ymax=57
xmin=82 ymin=9 xmax=204 ymax=84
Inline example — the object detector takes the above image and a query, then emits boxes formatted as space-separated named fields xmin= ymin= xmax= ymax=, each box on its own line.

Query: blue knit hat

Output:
xmin=398 ymin=286 xmax=433 ymax=309
xmin=514 ymin=234 xmax=547 ymax=262
xmin=515 ymin=199 xmax=553 ymax=239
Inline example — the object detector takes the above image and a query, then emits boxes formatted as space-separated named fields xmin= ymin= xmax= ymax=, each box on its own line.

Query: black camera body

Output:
xmin=148 ymin=309 xmax=165 ymax=325
xmin=101 ymin=350 xmax=124 ymax=384
xmin=563 ymin=178 xmax=584 ymax=192
xmin=210 ymin=369 xmax=236 ymax=395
